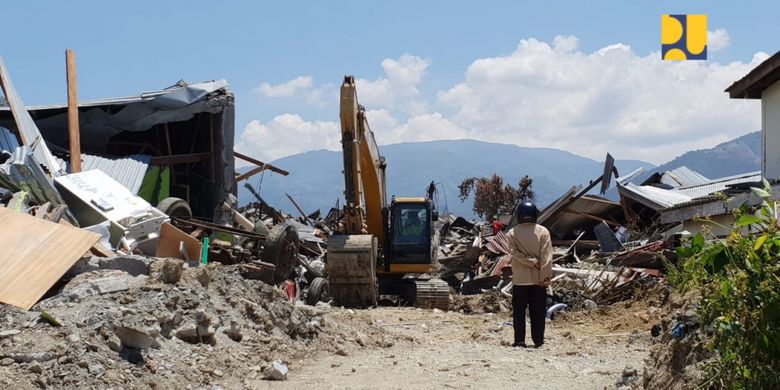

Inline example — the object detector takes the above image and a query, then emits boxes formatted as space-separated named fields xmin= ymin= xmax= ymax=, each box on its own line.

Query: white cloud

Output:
xmin=240 ymin=41 xmax=767 ymax=164
xmin=365 ymin=109 xmax=469 ymax=144
xmin=235 ymin=114 xmax=340 ymax=163
xmin=356 ymin=54 xmax=431 ymax=115
xmin=437 ymin=37 xmax=765 ymax=163
xmin=708 ymin=28 xmax=730 ymax=52
xmin=255 ymin=76 xmax=313 ymax=97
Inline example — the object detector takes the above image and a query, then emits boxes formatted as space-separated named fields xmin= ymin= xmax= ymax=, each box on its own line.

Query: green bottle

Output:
xmin=201 ymin=237 xmax=209 ymax=266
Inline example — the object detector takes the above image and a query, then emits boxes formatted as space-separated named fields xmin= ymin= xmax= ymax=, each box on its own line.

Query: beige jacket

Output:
xmin=507 ymin=222 xmax=553 ymax=286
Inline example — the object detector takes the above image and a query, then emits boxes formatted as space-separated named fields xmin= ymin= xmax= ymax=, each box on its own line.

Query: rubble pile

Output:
xmin=0 ymin=55 xmax=379 ymax=388
xmin=0 ymin=260 xmax=387 ymax=389
xmin=435 ymin=191 xmax=672 ymax=318
xmin=642 ymin=292 xmax=711 ymax=389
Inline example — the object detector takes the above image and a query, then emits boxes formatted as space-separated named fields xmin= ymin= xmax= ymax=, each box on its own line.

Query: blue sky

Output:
xmin=1 ymin=1 xmax=778 ymax=164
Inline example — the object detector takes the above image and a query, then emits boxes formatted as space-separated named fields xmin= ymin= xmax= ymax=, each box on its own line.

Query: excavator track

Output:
xmin=414 ymin=278 xmax=450 ymax=310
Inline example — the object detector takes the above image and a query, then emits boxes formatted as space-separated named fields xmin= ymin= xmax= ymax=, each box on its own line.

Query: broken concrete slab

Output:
xmin=68 ymin=255 xmax=155 ymax=277
xmin=98 ymin=255 xmax=154 ymax=276
xmin=92 ymin=276 xmax=132 ymax=294
xmin=263 ymin=360 xmax=288 ymax=381
xmin=114 ymin=326 xmax=157 ymax=350
xmin=48 ymin=270 xmax=147 ymax=306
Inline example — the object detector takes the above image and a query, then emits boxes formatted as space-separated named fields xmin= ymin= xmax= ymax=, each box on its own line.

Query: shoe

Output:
xmin=533 ymin=343 xmax=543 ymax=349
xmin=512 ymin=342 xmax=527 ymax=348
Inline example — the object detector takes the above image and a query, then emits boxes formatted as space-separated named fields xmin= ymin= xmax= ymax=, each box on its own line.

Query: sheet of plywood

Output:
xmin=156 ymin=222 xmax=202 ymax=261
xmin=0 ymin=208 xmax=100 ymax=309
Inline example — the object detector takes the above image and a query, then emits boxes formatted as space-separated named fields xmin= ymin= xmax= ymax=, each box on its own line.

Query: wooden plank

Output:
xmin=66 ymin=49 xmax=82 ymax=173
xmin=285 ymin=192 xmax=310 ymax=223
xmin=90 ymin=242 xmax=116 ymax=258
xmin=0 ymin=208 xmax=100 ymax=309
xmin=234 ymin=151 xmax=289 ymax=176
xmin=156 ymin=222 xmax=202 ymax=261
xmin=235 ymin=165 xmax=267 ymax=182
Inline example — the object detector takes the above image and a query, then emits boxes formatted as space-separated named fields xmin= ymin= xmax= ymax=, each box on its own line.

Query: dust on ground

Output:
xmin=257 ymin=300 xmax=660 ymax=390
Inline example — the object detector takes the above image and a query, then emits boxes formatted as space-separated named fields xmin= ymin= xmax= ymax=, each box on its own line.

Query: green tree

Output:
xmin=458 ymin=174 xmax=534 ymax=220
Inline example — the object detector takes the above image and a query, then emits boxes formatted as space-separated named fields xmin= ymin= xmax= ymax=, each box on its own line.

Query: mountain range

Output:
xmin=238 ymin=139 xmax=650 ymax=217
xmin=237 ymin=131 xmax=761 ymax=218
xmin=632 ymin=131 xmax=761 ymax=183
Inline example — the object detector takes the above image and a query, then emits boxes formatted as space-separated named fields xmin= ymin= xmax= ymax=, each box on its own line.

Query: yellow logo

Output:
xmin=662 ymin=14 xmax=707 ymax=60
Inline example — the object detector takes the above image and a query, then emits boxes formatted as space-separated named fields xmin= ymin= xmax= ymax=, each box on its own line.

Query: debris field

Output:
xmin=0 ymin=52 xmax=737 ymax=389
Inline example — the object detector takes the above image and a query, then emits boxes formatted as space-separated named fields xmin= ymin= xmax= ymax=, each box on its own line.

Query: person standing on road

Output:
xmin=506 ymin=201 xmax=553 ymax=348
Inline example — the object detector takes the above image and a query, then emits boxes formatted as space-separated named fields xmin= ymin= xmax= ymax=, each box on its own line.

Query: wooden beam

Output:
xmin=235 ymin=165 xmax=265 ymax=182
xmin=149 ymin=152 xmax=211 ymax=165
xmin=66 ymin=49 xmax=81 ymax=173
xmin=234 ymin=151 xmax=289 ymax=176
xmin=285 ymin=193 xmax=310 ymax=223
xmin=618 ymin=195 xmax=637 ymax=229
xmin=244 ymin=182 xmax=285 ymax=223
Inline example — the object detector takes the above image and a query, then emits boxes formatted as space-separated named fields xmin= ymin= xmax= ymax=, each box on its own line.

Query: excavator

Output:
xmin=325 ymin=76 xmax=450 ymax=309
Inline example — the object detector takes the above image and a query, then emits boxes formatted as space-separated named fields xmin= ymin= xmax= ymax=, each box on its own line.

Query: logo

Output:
xmin=662 ymin=14 xmax=707 ymax=60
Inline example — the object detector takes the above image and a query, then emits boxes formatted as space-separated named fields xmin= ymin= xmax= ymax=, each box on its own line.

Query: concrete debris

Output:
xmin=0 ymin=330 xmax=20 ymax=339
xmin=0 ymin=51 xmax=709 ymax=389
xmin=114 ymin=326 xmax=157 ymax=350
xmin=263 ymin=360 xmax=289 ymax=381
xmin=150 ymin=258 xmax=184 ymax=284
xmin=28 ymin=360 xmax=43 ymax=374
xmin=0 ymin=263 xmax=387 ymax=388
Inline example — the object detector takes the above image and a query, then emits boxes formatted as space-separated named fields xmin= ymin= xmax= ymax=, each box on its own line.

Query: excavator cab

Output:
xmin=385 ymin=197 xmax=435 ymax=273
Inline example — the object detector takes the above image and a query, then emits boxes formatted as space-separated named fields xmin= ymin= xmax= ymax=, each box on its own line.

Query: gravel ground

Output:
xmin=253 ymin=303 xmax=656 ymax=389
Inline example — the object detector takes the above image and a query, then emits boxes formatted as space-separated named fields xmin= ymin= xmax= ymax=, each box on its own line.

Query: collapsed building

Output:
xmin=0 ymin=79 xmax=236 ymax=220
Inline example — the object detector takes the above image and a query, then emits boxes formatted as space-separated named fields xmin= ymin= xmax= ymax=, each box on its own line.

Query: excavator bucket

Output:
xmin=325 ymin=234 xmax=378 ymax=307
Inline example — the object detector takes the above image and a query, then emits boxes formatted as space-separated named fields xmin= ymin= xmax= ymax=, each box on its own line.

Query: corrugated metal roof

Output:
xmin=0 ymin=79 xmax=229 ymax=111
xmin=661 ymin=166 xmax=710 ymax=187
xmin=675 ymin=171 xmax=762 ymax=199
xmin=662 ymin=195 xmax=722 ymax=211
xmin=80 ymin=154 xmax=151 ymax=195
xmin=618 ymin=183 xmax=693 ymax=210
xmin=621 ymin=170 xmax=763 ymax=212
xmin=0 ymin=56 xmax=65 ymax=176
xmin=616 ymin=167 xmax=645 ymax=186
xmin=486 ymin=230 xmax=511 ymax=255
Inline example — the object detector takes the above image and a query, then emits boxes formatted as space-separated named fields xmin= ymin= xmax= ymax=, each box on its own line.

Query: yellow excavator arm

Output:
xmin=339 ymin=75 xmax=387 ymax=243
xmin=327 ymin=75 xmax=449 ymax=309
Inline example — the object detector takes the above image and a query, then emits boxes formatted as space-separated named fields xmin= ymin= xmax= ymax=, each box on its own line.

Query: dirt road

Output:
xmin=252 ymin=303 xmax=653 ymax=389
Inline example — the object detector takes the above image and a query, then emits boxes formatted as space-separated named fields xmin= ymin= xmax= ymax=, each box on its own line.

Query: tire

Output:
xmin=263 ymin=224 xmax=300 ymax=284
xmin=156 ymin=197 xmax=192 ymax=218
xmin=305 ymin=277 xmax=330 ymax=305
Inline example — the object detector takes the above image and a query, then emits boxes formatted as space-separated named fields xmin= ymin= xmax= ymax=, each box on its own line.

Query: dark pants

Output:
xmin=512 ymin=285 xmax=546 ymax=347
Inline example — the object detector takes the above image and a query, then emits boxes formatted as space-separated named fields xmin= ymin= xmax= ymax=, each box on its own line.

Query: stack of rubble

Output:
xmin=436 ymin=182 xmax=673 ymax=316
xmin=0 ymin=258 xmax=388 ymax=388
xmin=0 ymin=53 xmax=376 ymax=387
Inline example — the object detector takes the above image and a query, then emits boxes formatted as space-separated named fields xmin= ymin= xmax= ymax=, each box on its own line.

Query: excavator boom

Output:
xmin=338 ymin=76 xmax=387 ymax=241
